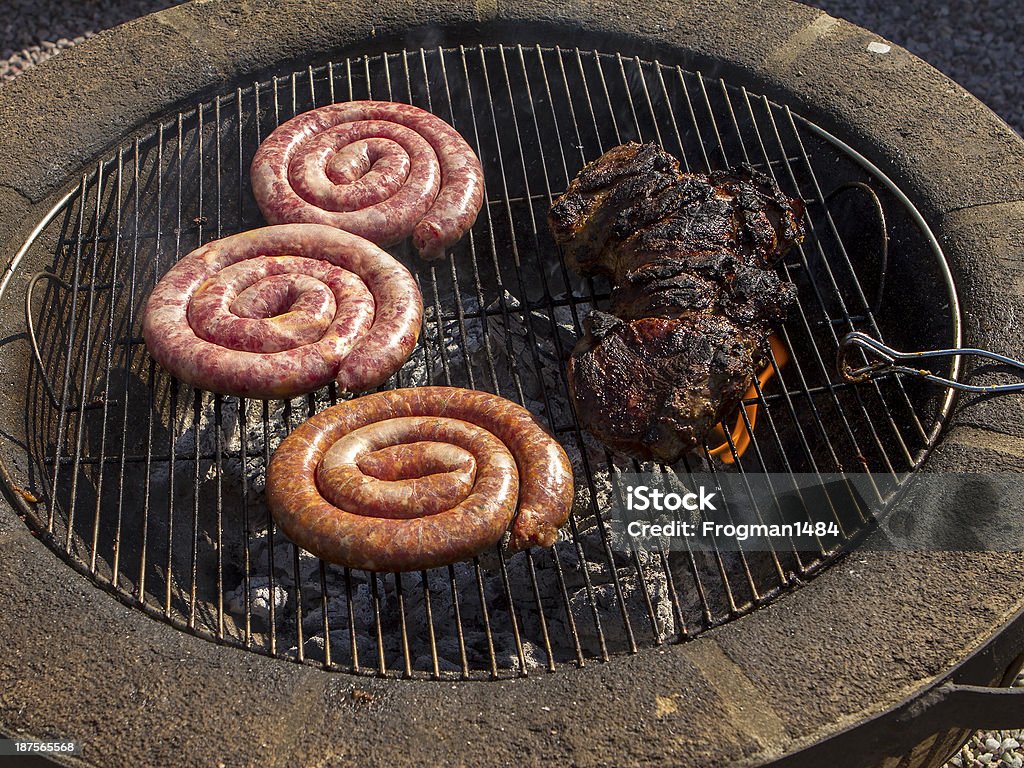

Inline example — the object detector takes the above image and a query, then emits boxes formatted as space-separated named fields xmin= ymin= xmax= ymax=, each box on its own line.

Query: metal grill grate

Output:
xmin=9 ymin=45 xmax=958 ymax=679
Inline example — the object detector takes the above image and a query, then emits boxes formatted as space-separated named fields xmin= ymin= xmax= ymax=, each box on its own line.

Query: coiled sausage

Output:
xmin=266 ymin=387 xmax=575 ymax=572
xmin=141 ymin=223 xmax=422 ymax=398
xmin=251 ymin=101 xmax=484 ymax=260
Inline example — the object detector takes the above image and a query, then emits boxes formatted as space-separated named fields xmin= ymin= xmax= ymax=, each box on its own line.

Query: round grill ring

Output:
xmin=7 ymin=46 xmax=960 ymax=680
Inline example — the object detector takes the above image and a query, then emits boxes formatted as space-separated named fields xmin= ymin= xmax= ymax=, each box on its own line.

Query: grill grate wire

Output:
xmin=13 ymin=45 xmax=956 ymax=679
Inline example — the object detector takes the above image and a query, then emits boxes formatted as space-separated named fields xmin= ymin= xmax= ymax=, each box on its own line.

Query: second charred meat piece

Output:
xmin=609 ymin=255 xmax=797 ymax=327
xmin=569 ymin=312 xmax=757 ymax=461
xmin=549 ymin=142 xmax=806 ymax=463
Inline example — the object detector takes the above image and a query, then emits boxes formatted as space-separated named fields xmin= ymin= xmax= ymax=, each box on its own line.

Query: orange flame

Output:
xmin=708 ymin=335 xmax=789 ymax=465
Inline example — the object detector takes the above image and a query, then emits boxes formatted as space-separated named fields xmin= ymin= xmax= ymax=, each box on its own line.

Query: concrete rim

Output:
xmin=1 ymin=1 xmax=1023 ymax=766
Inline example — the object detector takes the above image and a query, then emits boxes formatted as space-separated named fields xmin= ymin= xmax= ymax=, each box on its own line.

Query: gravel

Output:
xmin=1 ymin=0 xmax=1021 ymax=766
xmin=950 ymin=725 xmax=1024 ymax=768
xmin=0 ymin=0 xmax=180 ymax=80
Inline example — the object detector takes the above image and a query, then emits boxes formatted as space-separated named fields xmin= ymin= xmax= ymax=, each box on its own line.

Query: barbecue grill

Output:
xmin=1 ymin=1 xmax=1022 ymax=766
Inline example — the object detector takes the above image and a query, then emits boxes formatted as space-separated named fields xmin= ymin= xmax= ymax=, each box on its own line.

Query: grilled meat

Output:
xmin=568 ymin=312 xmax=758 ymax=461
xmin=549 ymin=142 xmax=805 ymax=463
xmin=608 ymin=256 xmax=797 ymax=327
xmin=550 ymin=142 xmax=804 ymax=280
xmin=549 ymin=142 xmax=682 ymax=277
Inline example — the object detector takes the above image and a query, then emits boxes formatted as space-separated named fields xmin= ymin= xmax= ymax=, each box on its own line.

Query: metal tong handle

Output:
xmin=26 ymin=270 xmax=74 ymax=409
xmin=838 ymin=331 xmax=1024 ymax=394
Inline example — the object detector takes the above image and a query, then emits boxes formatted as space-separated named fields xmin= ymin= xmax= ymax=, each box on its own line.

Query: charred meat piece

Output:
xmin=569 ymin=312 xmax=757 ymax=461
xmin=608 ymin=260 xmax=720 ymax=320
xmin=549 ymin=142 xmax=683 ymax=277
xmin=549 ymin=142 xmax=805 ymax=281
xmin=609 ymin=257 xmax=797 ymax=327
xmin=549 ymin=142 xmax=806 ymax=463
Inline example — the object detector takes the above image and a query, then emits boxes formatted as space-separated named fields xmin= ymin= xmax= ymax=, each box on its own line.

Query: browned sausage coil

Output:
xmin=266 ymin=387 xmax=575 ymax=572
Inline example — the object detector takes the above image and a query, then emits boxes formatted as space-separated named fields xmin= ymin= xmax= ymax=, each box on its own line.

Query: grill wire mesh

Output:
xmin=15 ymin=45 xmax=955 ymax=679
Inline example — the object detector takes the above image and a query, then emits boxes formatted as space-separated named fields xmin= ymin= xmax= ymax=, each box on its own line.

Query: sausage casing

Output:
xmin=251 ymin=101 xmax=484 ymax=260
xmin=266 ymin=387 xmax=575 ymax=572
xmin=141 ymin=223 xmax=423 ymax=398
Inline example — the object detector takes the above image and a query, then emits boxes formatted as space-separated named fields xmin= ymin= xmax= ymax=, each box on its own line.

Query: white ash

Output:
xmin=169 ymin=388 xmax=339 ymax=515
xmin=301 ymin=580 xmax=390 ymax=633
xmin=405 ymin=299 xmax=489 ymax=387
xmin=408 ymin=290 xmax=579 ymax=421
xmin=225 ymin=575 xmax=289 ymax=624
xmin=298 ymin=629 xmax=385 ymax=669
xmin=562 ymin=567 xmax=676 ymax=655
xmin=225 ymin=519 xmax=683 ymax=674
xmin=248 ymin=532 xmax=319 ymax=583
xmin=152 ymin=303 xmax=693 ymax=675
xmin=124 ymin=325 xmax=801 ymax=677
xmin=485 ymin=290 xmax=580 ymax=426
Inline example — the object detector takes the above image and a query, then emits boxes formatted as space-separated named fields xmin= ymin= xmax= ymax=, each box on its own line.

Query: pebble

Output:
xmin=950 ymin=723 xmax=1024 ymax=768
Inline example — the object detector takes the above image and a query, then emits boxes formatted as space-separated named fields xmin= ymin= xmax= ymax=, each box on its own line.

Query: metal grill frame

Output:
xmin=6 ymin=43 xmax=960 ymax=681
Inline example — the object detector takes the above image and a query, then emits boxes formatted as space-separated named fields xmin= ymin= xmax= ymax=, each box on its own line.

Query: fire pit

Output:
xmin=0 ymin=1 xmax=1022 ymax=766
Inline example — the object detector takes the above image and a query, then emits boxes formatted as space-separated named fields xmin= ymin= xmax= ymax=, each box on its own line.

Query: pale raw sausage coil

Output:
xmin=141 ymin=223 xmax=423 ymax=399
xmin=250 ymin=100 xmax=485 ymax=260
xmin=266 ymin=387 xmax=575 ymax=572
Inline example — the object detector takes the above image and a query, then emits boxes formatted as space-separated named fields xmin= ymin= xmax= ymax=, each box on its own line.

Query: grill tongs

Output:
xmin=838 ymin=331 xmax=1024 ymax=394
